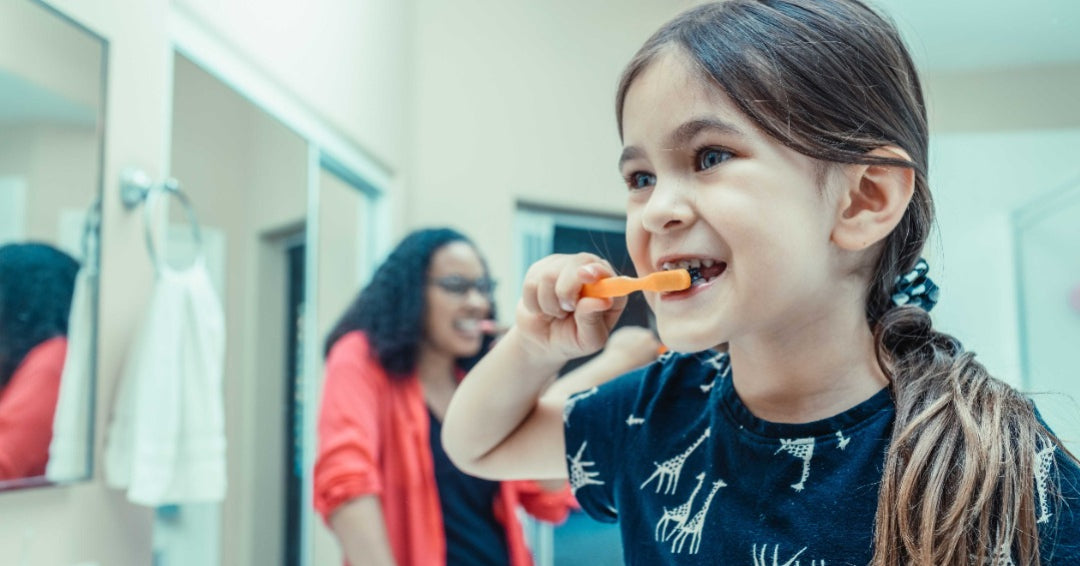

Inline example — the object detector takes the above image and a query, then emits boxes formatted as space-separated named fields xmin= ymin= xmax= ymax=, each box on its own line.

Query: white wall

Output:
xmin=927 ymin=129 xmax=1080 ymax=385
xmin=172 ymin=0 xmax=411 ymax=174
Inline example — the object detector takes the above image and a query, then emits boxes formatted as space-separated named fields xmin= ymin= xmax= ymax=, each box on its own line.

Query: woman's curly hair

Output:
xmin=324 ymin=227 xmax=495 ymax=377
xmin=0 ymin=242 xmax=79 ymax=389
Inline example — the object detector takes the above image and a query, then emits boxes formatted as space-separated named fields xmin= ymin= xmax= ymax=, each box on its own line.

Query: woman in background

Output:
xmin=313 ymin=227 xmax=576 ymax=566
xmin=0 ymin=242 xmax=78 ymax=481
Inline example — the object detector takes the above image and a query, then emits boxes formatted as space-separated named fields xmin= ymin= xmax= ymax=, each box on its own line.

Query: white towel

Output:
xmin=45 ymin=267 xmax=94 ymax=482
xmin=104 ymin=257 xmax=226 ymax=505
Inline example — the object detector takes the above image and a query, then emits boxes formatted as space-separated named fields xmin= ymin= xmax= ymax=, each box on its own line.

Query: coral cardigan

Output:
xmin=0 ymin=337 xmax=66 ymax=481
xmin=314 ymin=331 xmax=574 ymax=566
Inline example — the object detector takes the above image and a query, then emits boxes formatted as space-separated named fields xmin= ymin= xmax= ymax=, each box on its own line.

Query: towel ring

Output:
xmin=120 ymin=168 xmax=204 ymax=270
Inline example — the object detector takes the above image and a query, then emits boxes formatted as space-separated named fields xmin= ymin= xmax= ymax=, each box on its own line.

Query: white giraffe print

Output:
xmin=698 ymin=352 xmax=731 ymax=393
xmin=752 ymin=544 xmax=826 ymax=566
xmin=626 ymin=414 xmax=645 ymax=426
xmin=654 ymin=472 xmax=706 ymax=542
xmin=641 ymin=428 xmax=711 ymax=494
xmin=670 ymin=479 xmax=726 ymax=554
xmin=835 ymin=430 xmax=850 ymax=451
xmin=567 ymin=441 xmax=604 ymax=495
xmin=1034 ymin=438 xmax=1056 ymax=524
xmin=563 ymin=387 xmax=598 ymax=425
xmin=775 ymin=437 xmax=815 ymax=492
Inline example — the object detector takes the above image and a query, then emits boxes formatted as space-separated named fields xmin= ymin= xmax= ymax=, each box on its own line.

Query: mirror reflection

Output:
xmin=0 ymin=0 xmax=105 ymax=489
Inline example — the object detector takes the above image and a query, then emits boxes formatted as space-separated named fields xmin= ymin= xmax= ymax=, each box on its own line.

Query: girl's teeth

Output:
xmin=702 ymin=259 xmax=714 ymax=268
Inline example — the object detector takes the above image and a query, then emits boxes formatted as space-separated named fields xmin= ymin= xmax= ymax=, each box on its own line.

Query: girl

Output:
xmin=442 ymin=1 xmax=1080 ymax=564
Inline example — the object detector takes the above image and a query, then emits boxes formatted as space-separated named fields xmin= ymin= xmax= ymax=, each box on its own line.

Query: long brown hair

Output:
xmin=615 ymin=1 xmax=1073 ymax=563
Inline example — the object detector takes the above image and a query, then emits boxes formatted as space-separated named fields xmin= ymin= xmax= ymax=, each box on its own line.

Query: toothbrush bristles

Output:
xmin=687 ymin=267 xmax=704 ymax=285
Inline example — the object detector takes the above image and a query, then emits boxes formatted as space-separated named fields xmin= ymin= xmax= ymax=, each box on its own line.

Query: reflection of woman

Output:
xmin=313 ymin=228 xmax=574 ymax=566
xmin=0 ymin=243 xmax=78 ymax=481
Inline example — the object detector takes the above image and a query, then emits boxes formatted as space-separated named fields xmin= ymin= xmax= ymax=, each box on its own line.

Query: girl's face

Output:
xmin=620 ymin=49 xmax=845 ymax=352
xmin=422 ymin=241 xmax=492 ymax=360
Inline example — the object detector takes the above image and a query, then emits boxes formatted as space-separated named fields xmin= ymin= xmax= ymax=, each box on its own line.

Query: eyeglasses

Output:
xmin=429 ymin=275 xmax=496 ymax=296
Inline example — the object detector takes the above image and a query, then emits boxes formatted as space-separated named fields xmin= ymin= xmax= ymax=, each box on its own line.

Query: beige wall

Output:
xmin=0 ymin=0 xmax=103 ymax=110
xmin=926 ymin=63 xmax=1080 ymax=133
xmin=407 ymin=0 xmax=704 ymax=316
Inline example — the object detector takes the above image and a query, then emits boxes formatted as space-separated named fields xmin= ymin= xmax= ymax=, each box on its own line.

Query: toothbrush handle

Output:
xmin=581 ymin=276 xmax=641 ymax=298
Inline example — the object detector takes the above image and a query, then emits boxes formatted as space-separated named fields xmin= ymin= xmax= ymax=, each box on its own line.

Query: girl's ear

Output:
xmin=831 ymin=146 xmax=915 ymax=251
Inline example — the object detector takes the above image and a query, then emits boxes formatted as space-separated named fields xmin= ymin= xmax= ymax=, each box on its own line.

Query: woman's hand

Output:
xmin=515 ymin=253 xmax=628 ymax=367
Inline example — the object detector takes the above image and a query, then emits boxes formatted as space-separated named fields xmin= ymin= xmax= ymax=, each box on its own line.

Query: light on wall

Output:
xmin=1070 ymin=284 xmax=1080 ymax=315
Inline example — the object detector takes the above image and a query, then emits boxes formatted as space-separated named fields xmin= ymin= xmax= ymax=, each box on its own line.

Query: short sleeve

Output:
xmin=562 ymin=367 xmax=645 ymax=524
xmin=312 ymin=332 xmax=386 ymax=522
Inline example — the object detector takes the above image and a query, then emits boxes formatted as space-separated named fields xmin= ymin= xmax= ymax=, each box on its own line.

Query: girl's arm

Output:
xmin=442 ymin=254 xmax=626 ymax=480
xmin=328 ymin=496 xmax=399 ymax=566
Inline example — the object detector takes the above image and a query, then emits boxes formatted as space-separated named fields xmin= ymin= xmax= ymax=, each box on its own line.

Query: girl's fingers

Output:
xmin=520 ymin=278 xmax=542 ymax=316
xmin=536 ymin=276 xmax=569 ymax=319
xmin=553 ymin=258 xmax=612 ymax=311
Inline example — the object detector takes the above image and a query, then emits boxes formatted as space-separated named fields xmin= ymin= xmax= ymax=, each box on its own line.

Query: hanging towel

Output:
xmin=104 ymin=256 xmax=226 ymax=505
xmin=46 ymin=266 xmax=94 ymax=482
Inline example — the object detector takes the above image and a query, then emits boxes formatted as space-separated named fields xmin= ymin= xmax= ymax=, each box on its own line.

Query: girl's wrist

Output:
xmin=503 ymin=327 xmax=570 ymax=378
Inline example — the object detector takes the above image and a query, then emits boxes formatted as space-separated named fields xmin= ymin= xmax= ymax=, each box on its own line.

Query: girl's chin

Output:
xmin=656 ymin=321 xmax=724 ymax=353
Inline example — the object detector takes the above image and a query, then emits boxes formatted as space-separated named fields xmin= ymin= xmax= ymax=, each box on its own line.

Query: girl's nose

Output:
xmin=640 ymin=179 xmax=694 ymax=233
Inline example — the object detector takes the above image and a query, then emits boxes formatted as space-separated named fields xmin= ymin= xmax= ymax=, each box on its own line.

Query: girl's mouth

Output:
xmin=657 ymin=258 xmax=727 ymax=299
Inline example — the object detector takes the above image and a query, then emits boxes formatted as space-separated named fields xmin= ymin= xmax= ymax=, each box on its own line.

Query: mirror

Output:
xmin=0 ymin=0 xmax=106 ymax=490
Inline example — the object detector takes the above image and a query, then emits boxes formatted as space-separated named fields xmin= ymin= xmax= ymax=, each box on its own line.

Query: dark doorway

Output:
xmin=284 ymin=241 xmax=305 ymax=566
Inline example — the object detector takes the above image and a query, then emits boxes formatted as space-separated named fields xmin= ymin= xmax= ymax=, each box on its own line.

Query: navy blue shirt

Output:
xmin=563 ymin=350 xmax=1080 ymax=565
xmin=429 ymin=409 xmax=510 ymax=566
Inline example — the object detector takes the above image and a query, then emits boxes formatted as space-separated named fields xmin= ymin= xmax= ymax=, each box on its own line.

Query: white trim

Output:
xmin=299 ymin=144 xmax=322 ymax=566
xmin=167 ymin=3 xmax=392 ymax=192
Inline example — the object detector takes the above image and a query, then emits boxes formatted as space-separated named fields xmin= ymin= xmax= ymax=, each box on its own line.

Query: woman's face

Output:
xmin=422 ymin=241 xmax=493 ymax=360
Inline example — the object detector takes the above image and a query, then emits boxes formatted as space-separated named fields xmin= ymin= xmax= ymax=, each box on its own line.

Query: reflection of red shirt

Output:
xmin=0 ymin=337 xmax=66 ymax=480
xmin=314 ymin=331 xmax=575 ymax=566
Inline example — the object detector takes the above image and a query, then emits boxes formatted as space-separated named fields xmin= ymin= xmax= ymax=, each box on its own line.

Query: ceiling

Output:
xmin=875 ymin=0 xmax=1080 ymax=72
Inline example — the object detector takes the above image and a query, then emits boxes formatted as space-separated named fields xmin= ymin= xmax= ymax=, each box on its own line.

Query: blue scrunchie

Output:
xmin=891 ymin=258 xmax=939 ymax=311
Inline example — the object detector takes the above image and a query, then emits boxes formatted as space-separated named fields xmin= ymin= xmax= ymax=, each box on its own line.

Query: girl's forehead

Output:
xmin=621 ymin=51 xmax=751 ymax=145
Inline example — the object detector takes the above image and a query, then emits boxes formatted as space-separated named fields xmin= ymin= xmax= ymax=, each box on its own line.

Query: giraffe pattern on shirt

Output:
xmin=670 ymin=478 xmax=726 ymax=555
xmin=775 ymin=438 xmax=815 ymax=492
xmin=568 ymin=440 xmax=604 ymax=495
xmin=1035 ymin=437 xmax=1056 ymax=524
xmin=563 ymin=387 xmax=599 ymax=425
xmin=641 ymin=427 xmax=711 ymax=494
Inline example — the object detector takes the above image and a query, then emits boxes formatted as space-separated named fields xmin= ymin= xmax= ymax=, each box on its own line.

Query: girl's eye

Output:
xmin=626 ymin=171 xmax=656 ymax=190
xmin=696 ymin=147 xmax=734 ymax=171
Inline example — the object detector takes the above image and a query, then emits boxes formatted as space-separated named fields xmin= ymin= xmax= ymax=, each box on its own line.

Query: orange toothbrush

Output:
xmin=581 ymin=270 xmax=692 ymax=298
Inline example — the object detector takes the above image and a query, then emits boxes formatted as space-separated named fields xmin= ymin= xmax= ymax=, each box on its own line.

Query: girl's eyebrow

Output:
xmin=671 ymin=117 xmax=745 ymax=146
xmin=619 ymin=117 xmax=746 ymax=169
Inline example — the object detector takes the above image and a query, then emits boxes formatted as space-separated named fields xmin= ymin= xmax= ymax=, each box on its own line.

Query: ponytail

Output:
xmin=871 ymin=304 xmax=1059 ymax=565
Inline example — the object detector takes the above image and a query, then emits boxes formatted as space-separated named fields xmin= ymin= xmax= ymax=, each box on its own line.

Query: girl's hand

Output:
xmin=515 ymin=253 xmax=628 ymax=366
